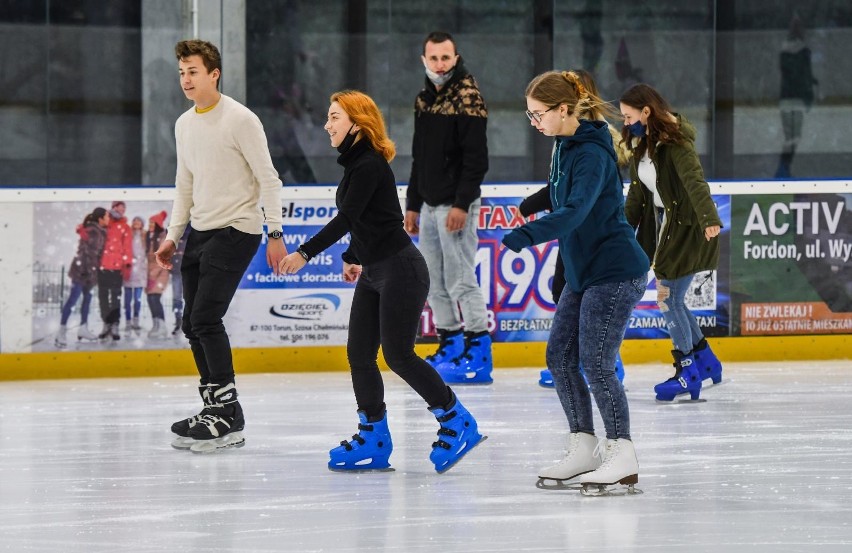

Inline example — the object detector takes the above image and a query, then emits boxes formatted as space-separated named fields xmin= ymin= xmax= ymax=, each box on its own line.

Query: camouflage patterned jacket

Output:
xmin=407 ymin=58 xmax=488 ymax=213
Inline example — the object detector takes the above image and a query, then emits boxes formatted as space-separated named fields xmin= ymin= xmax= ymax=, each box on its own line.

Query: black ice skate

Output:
xmin=186 ymin=383 xmax=246 ymax=454
xmin=170 ymin=384 xmax=214 ymax=450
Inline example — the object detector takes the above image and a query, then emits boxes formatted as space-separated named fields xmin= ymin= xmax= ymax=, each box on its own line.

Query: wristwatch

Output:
xmin=297 ymin=247 xmax=311 ymax=261
xmin=268 ymin=230 xmax=283 ymax=240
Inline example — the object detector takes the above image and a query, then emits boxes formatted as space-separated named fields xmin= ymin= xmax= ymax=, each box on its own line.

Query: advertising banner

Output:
xmin=227 ymin=199 xmax=356 ymax=347
xmin=730 ymin=192 xmax=852 ymax=335
xmin=33 ymin=200 xmax=182 ymax=352
xmin=29 ymin=193 xmax=735 ymax=351
xmin=23 ymin=183 xmax=852 ymax=356
xmin=466 ymin=195 xmax=731 ymax=343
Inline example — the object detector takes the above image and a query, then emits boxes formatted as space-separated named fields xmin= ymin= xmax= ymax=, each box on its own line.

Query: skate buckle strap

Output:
xmin=433 ymin=410 xmax=461 ymax=449
xmin=197 ymin=414 xmax=231 ymax=438
xmin=437 ymin=427 xmax=458 ymax=438
xmin=427 ymin=332 xmax=456 ymax=362
xmin=341 ymin=428 xmax=369 ymax=451
xmin=435 ymin=410 xmax=457 ymax=424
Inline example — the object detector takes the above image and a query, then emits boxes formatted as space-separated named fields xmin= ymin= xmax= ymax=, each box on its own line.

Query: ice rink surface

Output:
xmin=2 ymin=360 xmax=851 ymax=552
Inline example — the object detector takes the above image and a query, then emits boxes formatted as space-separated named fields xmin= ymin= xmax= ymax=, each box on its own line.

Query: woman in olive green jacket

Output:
xmin=620 ymin=83 xmax=723 ymax=402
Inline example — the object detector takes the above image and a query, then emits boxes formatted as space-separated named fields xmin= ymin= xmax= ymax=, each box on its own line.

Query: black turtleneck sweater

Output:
xmin=301 ymin=138 xmax=411 ymax=266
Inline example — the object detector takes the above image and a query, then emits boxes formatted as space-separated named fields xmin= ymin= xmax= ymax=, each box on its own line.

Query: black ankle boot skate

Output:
xmin=187 ymin=383 xmax=246 ymax=453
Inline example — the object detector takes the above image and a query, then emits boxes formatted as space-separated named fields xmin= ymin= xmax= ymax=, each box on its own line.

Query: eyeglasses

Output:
xmin=525 ymin=104 xmax=557 ymax=123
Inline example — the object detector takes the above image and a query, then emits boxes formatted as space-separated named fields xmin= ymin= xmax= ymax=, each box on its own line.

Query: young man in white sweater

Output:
xmin=155 ymin=39 xmax=288 ymax=453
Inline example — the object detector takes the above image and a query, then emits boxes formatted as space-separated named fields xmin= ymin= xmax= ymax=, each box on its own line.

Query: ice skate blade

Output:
xmin=580 ymin=483 xmax=643 ymax=497
xmin=189 ymin=432 xmax=245 ymax=454
xmin=328 ymin=466 xmax=395 ymax=473
xmin=435 ymin=435 xmax=488 ymax=474
xmin=440 ymin=376 xmax=493 ymax=386
xmin=535 ymin=477 xmax=583 ymax=491
xmin=655 ymin=397 xmax=707 ymax=404
xmin=171 ymin=436 xmax=196 ymax=450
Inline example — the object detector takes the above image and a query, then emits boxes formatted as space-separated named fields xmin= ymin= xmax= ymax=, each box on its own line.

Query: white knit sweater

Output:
xmin=166 ymin=94 xmax=283 ymax=244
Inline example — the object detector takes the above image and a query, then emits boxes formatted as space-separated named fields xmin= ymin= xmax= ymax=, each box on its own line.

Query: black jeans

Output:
xmin=180 ymin=227 xmax=261 ymax=386
xmin=348 ymin=243 xmax=451 ymax=418
xmin=97 ymin=269 xmax=123 ymax=324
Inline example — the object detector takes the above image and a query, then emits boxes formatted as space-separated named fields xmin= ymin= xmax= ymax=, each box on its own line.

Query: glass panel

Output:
xmin=47 ymin=1 xmax=142 ymax=185
xmin=554 ymin=0 xmax=715 ymax=172
xmin=245 ymin=1 xmax=349 ymax=185
xmin=2 ymin=1 xmax=851 ymax=188
xmin=0 ymin=0 xmax=142 ymax=186
xmin=732 ymin=2 xmax=852 ymax=179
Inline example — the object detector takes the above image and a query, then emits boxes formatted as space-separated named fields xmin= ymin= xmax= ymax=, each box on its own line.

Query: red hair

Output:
xmin=330 ymin=90 xmax=396 ymax=162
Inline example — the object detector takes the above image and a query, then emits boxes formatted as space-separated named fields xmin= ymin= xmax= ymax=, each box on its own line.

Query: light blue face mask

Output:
xmin=424 ymin=64 xmax=455 ymax=87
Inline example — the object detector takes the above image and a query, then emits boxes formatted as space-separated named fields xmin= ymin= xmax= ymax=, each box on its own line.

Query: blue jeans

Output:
xmin=417 ymin=201 xmax=488 ymax=333
xmin=657 ymin=274 xmax=705 ymax=354
xmin=546 ymin=275 xmax=647 ymax=440
xmin=123 ymin=286 xmax=142 ymax=320
xmin=60 ymin=282 xmax=94 ymax=325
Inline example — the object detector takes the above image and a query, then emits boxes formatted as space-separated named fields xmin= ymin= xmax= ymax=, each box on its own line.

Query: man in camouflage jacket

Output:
xmin=404 ymin=31 xmax=493 ymax=385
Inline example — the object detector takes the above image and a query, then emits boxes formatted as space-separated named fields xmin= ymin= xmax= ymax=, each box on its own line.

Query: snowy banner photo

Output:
xmin=34 ymin=200 xmax=183 ymax=352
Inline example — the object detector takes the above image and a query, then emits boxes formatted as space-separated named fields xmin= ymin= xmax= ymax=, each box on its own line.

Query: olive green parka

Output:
xmin=624 ymin=115 xmax=722 ymax=281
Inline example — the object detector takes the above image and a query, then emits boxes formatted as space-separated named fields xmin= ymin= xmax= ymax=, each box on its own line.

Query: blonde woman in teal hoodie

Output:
xmin=503 ymin=71 xmax=649 ymax=495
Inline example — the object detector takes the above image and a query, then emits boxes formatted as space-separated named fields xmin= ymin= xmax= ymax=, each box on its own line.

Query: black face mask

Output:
xmin=337 ymin=123 xmax=358 ymax=154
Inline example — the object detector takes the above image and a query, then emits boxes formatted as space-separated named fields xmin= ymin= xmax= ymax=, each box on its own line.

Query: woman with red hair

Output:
xmin=280 ymin=90 xmax=484 ymax=474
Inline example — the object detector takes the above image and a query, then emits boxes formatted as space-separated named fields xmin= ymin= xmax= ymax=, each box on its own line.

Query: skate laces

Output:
xmin=558 ymin=433 xmax=582 ymax=462
xmin=594 ymin=440 xmax=619 ymax=469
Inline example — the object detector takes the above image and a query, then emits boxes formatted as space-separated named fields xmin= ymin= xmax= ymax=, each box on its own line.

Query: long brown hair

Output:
xmin=330 ymin=90 xmax=396 ymax=162
xmin=619 ymin=83 xmax=687 ymax=159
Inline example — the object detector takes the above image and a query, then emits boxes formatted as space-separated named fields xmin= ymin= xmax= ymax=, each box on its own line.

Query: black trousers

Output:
xmin=180 ymin=227 xmax=261 ymax=387
xmin=553 ymin=251 xmax=566 ymax=304
xmin=97 ymin=269 xmax=123 ymax=324
xmin=348 ymin=243 xmax=451 ymax=418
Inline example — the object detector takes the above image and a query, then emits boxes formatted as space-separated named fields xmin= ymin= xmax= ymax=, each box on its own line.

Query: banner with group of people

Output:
xmin=8 ymin=185 xmax=851 ymax=354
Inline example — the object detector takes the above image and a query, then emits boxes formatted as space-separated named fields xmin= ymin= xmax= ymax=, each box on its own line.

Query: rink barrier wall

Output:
xmin=1 ymin=335 xmax=848 ymax=381
xmin=0 ymin=181 xmax=849 ymax=381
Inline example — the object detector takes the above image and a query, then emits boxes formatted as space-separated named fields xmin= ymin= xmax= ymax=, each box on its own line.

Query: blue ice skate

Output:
xmin=429 ymin=394 xmax=486 ymax=473
xmin=425 ymin=329 xmax=465 ymax=369
xmin=436 ymin=331 xmax=493 ymax=385
xmin=691 ymin=338 xmax=723 ymax=384
xmin=328 ymin=411 xmax=394 ymax=472
xmin=654 ymin=350 xmax=703 ymax=402
xmin=539 ymin=354 xmax=625 ymax=388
